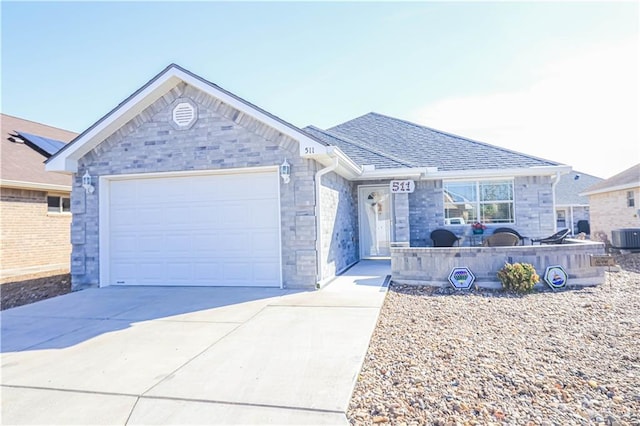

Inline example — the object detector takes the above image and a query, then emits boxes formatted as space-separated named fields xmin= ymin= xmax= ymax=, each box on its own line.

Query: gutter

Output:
xmin=0 ymin=179 xmax=72 ymax=192
xmin=551 ymin=171 xmax=562 ymax=232
xmin=422 ymin=165 xmax=572 ymax=180
xmin=314 ymin=156 xmax=339 ymax=287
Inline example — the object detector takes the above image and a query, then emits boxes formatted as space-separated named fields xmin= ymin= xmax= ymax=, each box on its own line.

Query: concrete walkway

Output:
xmin=1 ymin=260 xmax=390 ymax=425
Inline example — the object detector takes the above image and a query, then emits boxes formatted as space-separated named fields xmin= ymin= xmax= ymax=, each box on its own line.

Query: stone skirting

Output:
xmin=391 ymin=240 xmax=607 ymax=289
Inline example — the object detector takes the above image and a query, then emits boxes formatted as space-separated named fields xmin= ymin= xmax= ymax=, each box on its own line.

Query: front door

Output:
xmin=359 ymin=186 xmax=391 ymax=258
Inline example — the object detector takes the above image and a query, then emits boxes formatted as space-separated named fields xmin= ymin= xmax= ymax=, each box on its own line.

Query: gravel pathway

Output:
xmin=348 ymin=253 xmax=640 ymax=425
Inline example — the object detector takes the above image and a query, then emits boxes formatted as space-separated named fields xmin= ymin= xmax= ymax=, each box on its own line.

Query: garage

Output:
xmin=104 ymin=169 xmax=281 ymax=287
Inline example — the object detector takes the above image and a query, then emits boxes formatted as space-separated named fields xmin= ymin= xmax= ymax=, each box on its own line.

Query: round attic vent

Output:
xmin=172 ymin=102 xmax=196 ymax=128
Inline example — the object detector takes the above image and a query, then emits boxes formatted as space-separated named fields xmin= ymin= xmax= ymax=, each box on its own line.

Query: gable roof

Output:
xmin=581 ymin=163 xmax=640 ymax=196
xmin=1 ymin=113 xmax=76 ymax=190
xmin=46 ymin=63 xmax=329 ymax=173
xmin=555 ymin=170 xmax=603 ymax=206
xmin=324 ymin=112 xmax=563 ymax=172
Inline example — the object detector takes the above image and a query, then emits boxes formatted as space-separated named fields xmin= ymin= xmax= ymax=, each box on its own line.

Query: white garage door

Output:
xmin=107 ymin=171 xmax=281 ymax=287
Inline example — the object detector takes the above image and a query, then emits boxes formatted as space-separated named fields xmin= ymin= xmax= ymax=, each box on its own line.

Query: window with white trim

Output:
xmin=443 ymin=179 xmax=515 ymax=224
xmin=47 ymin=195 xmax=70 ymax=213
xmin=627 ymin=191 xmax=635 ymax=208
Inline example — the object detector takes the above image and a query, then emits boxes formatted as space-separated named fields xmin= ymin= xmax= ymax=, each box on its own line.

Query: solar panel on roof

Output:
xmin=17 ymin=131 xmax=66 ymax=156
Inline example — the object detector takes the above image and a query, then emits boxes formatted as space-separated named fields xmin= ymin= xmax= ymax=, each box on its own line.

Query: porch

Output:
xmin=391 ymin=239 xmax=607 ymax=289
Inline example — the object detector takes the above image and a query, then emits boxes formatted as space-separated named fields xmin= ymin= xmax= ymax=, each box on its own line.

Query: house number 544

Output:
xmin=390 ymin=180 xmax=415 ymax=193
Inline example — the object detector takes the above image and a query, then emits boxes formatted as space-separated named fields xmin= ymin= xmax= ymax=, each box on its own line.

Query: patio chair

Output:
xmin=430 ymin=229 xmax=461 ymax=247
xmin=530 ymin=228 xmax=570 ymax=245
xmin=493 ymin=227 xmax=528 ymax=245
xmin=577 ymin=220 xmax=590 ymax=235
xmin=482 ymin=232 xmax=520 ymax=247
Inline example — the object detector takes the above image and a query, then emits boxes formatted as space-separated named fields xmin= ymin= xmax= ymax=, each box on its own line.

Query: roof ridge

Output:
xmin=307 ymin=125 xmax=418 ymax=168
xmin=365 ymin=112 xmax=562 ymax=166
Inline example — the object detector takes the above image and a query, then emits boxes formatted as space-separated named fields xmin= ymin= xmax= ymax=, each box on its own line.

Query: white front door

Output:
xmin=358 ymin=186 xmax=391 ymax=258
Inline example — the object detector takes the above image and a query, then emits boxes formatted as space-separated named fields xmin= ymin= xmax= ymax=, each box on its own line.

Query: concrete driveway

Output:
xmin=1 ymin=260 xmax=389 ymax=425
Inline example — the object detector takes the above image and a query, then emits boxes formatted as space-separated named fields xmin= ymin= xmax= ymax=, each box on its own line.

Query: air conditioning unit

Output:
xmin=611 ymin=228 xmax=640 ymax=249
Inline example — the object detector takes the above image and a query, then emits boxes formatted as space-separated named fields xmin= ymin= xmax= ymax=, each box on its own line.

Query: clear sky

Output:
xmin=2 ymin=1 xmax=638 ymax=179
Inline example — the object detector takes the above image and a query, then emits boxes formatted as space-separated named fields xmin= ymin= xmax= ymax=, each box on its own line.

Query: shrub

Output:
xmin=497 ymin=262 xmax=539 ymax=293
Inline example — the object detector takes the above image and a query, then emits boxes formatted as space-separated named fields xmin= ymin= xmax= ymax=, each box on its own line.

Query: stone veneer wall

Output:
xmin=391 ymin=240 xmax=606 ymax=289
xmin=408 ymin=176 xmax=557 ymax=246
xmin=1 ymin=188 xmax=71 ymax=271
xmin=71 ymin=82 xmax=320 ymax=290
xmin=318 ymin=171 xmax=358 ymax=281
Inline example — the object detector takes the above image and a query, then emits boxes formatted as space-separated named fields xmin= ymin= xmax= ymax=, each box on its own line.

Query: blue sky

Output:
xmin=2 ymin=1 xmax=638 ymax=178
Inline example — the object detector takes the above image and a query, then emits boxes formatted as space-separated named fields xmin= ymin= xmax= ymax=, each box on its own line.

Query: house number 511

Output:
xmin=390 ymin=180 xmax=415 ymax=193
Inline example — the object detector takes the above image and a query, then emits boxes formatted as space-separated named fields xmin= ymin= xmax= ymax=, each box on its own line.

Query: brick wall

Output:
xmin=0 ymin=188 xmax=71 ymax=270
xmin=391 ymin=240 xmax=606 ymax=289
xmin=589 ymin=188 xmax=640 ymax=244
xmin=319 ymin=171 xmax=358 ymax=280
xmin=72 ymin=82 xmax=321 ymax=290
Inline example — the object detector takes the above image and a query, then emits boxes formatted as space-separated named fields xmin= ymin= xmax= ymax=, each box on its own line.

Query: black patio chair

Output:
xmin=430 ymin=229 xmax=461 ymax=247
xmin=493 ymin=227 xmax=528 ymax=245
xmin=530 ymin=228 xmax=570 ymax=245
xmin=577 ymin=220 xmax=590 ymax=235
xmin=483 ymin=232 xmax=520 ymax=247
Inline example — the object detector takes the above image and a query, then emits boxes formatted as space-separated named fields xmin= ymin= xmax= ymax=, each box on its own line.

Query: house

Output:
xmin=554 ymin=170 xmax=602 ymax=235
xmin=46 ymin=64 xmax=572 ymax=291
xmin=580 ymin=163 xmax=640 ymax=246
xmin=0 ymin=113 xmax=77 ymax=280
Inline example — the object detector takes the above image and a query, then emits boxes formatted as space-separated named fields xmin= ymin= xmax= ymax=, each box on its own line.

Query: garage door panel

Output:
xmin=253 ymin=262 xmax=281 ymax=283
xmin=249 ymin=200 xmax=279 ymax=225
xmin=251 ymin=230 xmax=280 ymax=253
xmin=222 ymin=262 xmax=253 ymax=281
xmin=165 ymin=263 xmax=193 ymax=282
xmin=216 ymin=202 xmax=251 ymax=228
xmin=108 ymin=171 xmax=281 ymax=287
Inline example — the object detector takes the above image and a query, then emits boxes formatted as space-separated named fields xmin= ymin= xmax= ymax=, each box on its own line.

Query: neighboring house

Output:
xmin=0 ymin=113 xmax=77 ymax=279
xmin=580 ymin=163 xmax=640 ymax=245
xmin=554 ymin=170 xmax=603 ymax=235
xmin=46 ymin=64 xmax=571 ymax=291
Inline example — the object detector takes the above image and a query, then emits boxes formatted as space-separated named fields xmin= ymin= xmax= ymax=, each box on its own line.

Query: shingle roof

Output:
xmin=583 ymin=163 xmax=640 ymax=194
xmin=303 ymin=125 xmax=412 ymax=169
xmin=323 ymin=112 xmax=562 ymax=172
xmin=1 ymin=113 xmax=76 ymax=187
xmin=555 ymin=171 xmax=603 ymax=205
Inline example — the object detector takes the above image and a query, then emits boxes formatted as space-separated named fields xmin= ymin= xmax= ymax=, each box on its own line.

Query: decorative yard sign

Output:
xmin=590 ymin=255 xmax=615 ymax=267
xmin=544 ymin=265 xmax=568 ymax=290
xmin=448 ymin=267 xmax=475 ymax=290
xmin=390 ymin=180 xmax=415 ymax=193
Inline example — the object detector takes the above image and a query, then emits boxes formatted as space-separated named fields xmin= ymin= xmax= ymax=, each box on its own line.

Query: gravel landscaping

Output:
xmin=348 ymin=253 xmax=640 ymax=425
xmin=1 ymin=273 xmax=71 ymax=311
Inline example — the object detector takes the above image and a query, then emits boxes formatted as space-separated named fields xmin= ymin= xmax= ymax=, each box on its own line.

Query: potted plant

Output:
xmin=471 ymin=222 xmax=487 ymax=235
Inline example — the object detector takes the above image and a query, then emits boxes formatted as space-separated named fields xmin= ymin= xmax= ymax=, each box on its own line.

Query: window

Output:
xmin=627 ymin=191 xmax=635 ymax=208
xmin=443 ymin=179 xmax=514 ymax=224
xmin=47 ymin=195 xmax=70 ymax=213
xmin=556 ymin=210 xmax=566 ymax=228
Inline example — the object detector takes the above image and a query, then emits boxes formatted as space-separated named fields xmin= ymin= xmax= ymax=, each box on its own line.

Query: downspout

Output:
xmin=551 ymin=172 xmax=561 ymax=232
xmin=315 ymin=157 xmax=339 ymax=287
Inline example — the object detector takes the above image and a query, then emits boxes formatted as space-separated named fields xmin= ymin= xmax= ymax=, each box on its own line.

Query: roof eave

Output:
xmin=0 ymin=179 xmax=72 ymax=192
xmin=580 ymin=182 xmax=640 ymax=196
xmin=422 ymin=165 xmax=572 ymax=180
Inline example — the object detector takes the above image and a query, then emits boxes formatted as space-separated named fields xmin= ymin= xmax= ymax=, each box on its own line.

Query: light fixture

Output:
xmin=280 ymin=159 xmax=291 ymax=184
xmin=82 ymin=170 xmax=95 ymax=194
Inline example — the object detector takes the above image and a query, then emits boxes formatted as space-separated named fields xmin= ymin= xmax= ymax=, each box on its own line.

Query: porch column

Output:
xmin=393 ymin=193 xmax=410 ymax=243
